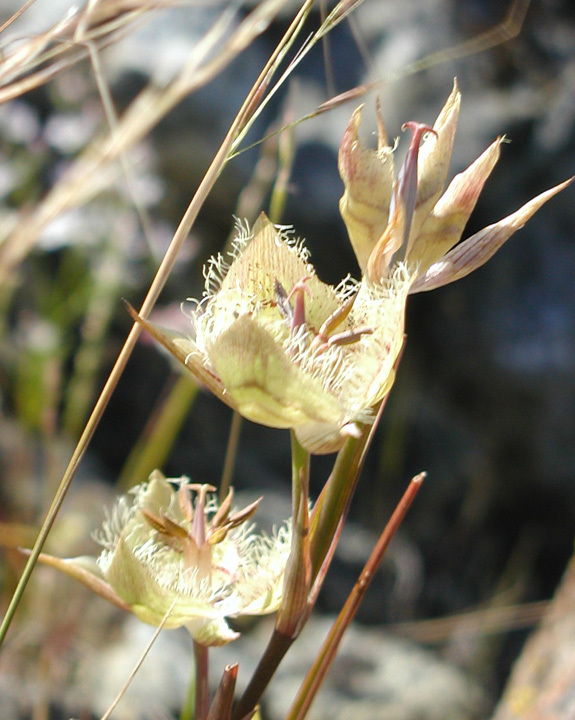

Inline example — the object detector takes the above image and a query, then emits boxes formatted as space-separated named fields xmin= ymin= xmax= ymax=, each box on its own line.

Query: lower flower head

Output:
xmin=95 ymin=471 xmax=291 ymax=645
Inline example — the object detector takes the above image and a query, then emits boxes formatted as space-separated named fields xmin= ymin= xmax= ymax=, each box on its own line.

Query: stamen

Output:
xmin=317 ymin=294 xmax=356 ymax=339
xmin=274 ymin=279 xmax=292 ymax=321
xmin=327 ymin=326 xmax=373 ymax=347
xmin=211 ymin=488 xmax=234 ymax=530
xmin=141 ymin=509 xmax=188 ymax=552
xmin=209 ymin=496 xmax=262 ymax=545
xmin=311 ymin=294 xmax=364 ymax=353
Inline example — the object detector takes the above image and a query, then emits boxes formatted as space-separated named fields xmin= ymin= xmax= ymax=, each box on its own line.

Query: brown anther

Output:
xmin=311 ymin=294 xmax=358 ymax=352
xmin=318 ymin=294 xmax=356 ymax=338
xmin=226 ymin=496 xmax=262 ymax=529
xmin=327 ymin=326 xmax=373 ymax=347
xmin=141 ymin=509 xmax=189 ymax=552
xmin=208 ymin=496 xmax=262 ymax=545
xmin=274 ymin=279 xmax=292 ymax=321
xmin=211 ymin=488 xmax=234 ymax=529
xmin=141 ymin=508 xmax=171 ymax=535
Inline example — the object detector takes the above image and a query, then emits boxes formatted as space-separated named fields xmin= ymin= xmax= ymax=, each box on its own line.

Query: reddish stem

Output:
xmin=194 ymin=641 xmax=210 ymax=720
xmin=287 ymin=472 xmax=425 ymax=720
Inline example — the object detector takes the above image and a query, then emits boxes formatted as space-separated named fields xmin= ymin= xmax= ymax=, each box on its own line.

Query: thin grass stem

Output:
xmin=99 ymin=603 xmax=174 ymax=720
xmin=0 ymin=0 xmax=307 ymax=649
xmin=219 ymin=411 xmax=243 ymax=502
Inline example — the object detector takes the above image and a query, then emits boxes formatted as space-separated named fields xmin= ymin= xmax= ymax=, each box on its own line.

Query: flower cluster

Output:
xmin=338 ymin=80 xmax=569 ymax=292
xmin=134 ymin=80 xmax=570 ymax=453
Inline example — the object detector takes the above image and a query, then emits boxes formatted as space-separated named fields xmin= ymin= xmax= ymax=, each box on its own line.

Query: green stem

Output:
xmin=232 ymin=431 xmax=310 ymax=720
xmin=289 ymin=430 xmax=310 ymax=524
xmin=309 ymin=422 xmax=371 ymax=581
xmin=232 ymin=630 xmax=294 ymax=720
xmin=219 ymin=411 xmax=243 ymax=502
xmin=180 ymin=653 xmax=196 ymax=720
xmin=276 ymin=431 xmax=311 ymax=635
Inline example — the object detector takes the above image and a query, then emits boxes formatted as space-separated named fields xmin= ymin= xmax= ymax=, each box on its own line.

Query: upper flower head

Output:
xmin=133 ymin=215 xmax=409 ymax=453
xmin=133 ymin=80 xmax=570 ymax=453
xmin=338 ymin=79 xmax=572 ymax=291
xmin=37 ymin=472 xmax=291 ymax=646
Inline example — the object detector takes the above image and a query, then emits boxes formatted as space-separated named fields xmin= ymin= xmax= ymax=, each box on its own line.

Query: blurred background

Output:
xmin=0 ymin=1 xmax=574 ymax=718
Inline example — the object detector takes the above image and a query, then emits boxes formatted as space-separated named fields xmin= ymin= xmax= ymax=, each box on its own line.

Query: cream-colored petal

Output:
xmin=338 ymin=105 xmax=395 ymax=274
xmin=294 ymin=420 xmax=347 ymax=455
xmin=408 ymin=138 xmax=502 ymax=273
xmin=208 ymin=315 xmax=345 ymax=430
xmin=213 ymin=213 xmax=341 ymax=330
xmin=348 ymin=275 xmax=409 ymax=407
xmin=105 ymin=533 xmax=225 ymax=629
xmin=410 ymin=178 xmax=573 ymax=293
xmin=220 ymin=213 xmax=311 ymax=299
xmin=409 ymin=80 xmax=461 ymax=246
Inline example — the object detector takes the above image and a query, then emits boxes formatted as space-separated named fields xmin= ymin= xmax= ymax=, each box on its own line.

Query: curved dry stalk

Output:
xmin=0 ymin=0 xmax=283 ymax=282
xmin=0 ymin=0 xmax=312 ymax=649
xmin=0 ymin=0 xmax=172 ymax=101
xmin=233 ymin=0 xmax=532 ymax=160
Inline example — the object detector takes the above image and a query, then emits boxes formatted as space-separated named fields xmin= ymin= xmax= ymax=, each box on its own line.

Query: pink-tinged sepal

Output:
xmin=408 ymin=137 xmax=503 ymax=274
xmin=410 ymin=177 xmax=574 ymax=293
xmin=338 ymin=105 xmax=395 ymax=274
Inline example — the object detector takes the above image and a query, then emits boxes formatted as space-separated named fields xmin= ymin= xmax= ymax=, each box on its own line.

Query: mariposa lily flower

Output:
xmin=35 ymin=472 xmax=291 ymax=646
xmin=133 ymin=215 xmax=410 ymax=454
xmin=338 ymin=79 xmax=572 ymax=290
xmin=133 ymin=80 xmax=570 ymax=454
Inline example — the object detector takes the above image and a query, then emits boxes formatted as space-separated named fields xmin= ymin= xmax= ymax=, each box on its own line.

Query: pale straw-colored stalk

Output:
xmin=0 ymin=0 xmax=312 ymax=648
